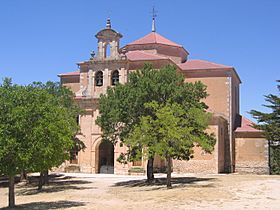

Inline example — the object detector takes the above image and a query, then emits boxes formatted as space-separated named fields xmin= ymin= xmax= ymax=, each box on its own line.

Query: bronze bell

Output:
xmin=97 ymin=79 xmax=103 ymax=86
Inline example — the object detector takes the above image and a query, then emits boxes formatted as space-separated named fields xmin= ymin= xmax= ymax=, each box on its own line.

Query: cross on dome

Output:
xmin=151 ymin=7 xmax=157 ymax=32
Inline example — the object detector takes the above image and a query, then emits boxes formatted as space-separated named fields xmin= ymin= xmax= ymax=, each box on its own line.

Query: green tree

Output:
xmin=96 ymin=64 xmax=214 ymax=182
xmin=28 ymin=81 xmax=83 ymax=188
xmin=249 ymin=80 xmax=280 ymax=174
xmin=126 ymin=101 xmax=215 ymax=188
xmin=0 ymin=78 xmax=33 ymax=207
xmin=0 ymin=79 xmax=80 ymax=207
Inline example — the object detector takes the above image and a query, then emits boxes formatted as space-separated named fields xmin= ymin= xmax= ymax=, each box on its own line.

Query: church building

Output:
xmin=58 ymin=18 xmax=269 ymax=175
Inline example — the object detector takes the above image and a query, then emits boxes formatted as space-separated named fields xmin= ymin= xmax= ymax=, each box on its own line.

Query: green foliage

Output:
xmin=126 ymin=101 xmax=215 ymax=161
xmin=0 ymin=79 xmax=80 ymax=176
xmin=128 ymin=167 xmax=145 ymax=173
xmin=270 ymin=146 xmax=280 ymax=174
xmin=97 ymin=64 xmax=215 ymax=165
xmin=0 ymin=79 xmax=30 ymax=176
xmin=249 ymin=80 xmax=280 ymax=174
xmin=30 ymin=81 xmax=81 ymax=117
xmin=28 ymin=81 xmax=84 ymax=169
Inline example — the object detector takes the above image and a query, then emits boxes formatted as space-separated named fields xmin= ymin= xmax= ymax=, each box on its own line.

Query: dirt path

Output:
xmin=1 ymin=173 xmax=280 ymax=209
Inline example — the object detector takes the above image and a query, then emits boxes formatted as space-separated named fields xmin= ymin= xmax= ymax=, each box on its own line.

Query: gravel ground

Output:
xmin=0 ymin=172 xmax=280 ymax=210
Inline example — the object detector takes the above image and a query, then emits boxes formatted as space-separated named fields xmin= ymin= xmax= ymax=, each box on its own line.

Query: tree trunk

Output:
xmin=20 ymin=170 xmax=27 ymax=182
xmin=147 ymin=157 xmax=154 ymax=183
xmin=8 ymin=175 xmax=15 ymax=208
xmin=38 ymin=172 xmax=44 ymax=190
xmin=166 ymin=156 xmax=172 ymax=189
xmin=43 ymin=170 xmax=49 ymax=185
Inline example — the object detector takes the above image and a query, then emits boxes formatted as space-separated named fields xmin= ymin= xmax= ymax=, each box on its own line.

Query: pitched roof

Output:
xmin=58 ymin=70 xmax=80 ymax=77
xmin=235 ymin=116 xmax=262 ymax=132
xmin=178 ymin=60 xmax=232 ymax=70
xmin=126 ymin=50 xmax=167 ymax=61
xmin=127 ymin=32 xmax=182 ymax=47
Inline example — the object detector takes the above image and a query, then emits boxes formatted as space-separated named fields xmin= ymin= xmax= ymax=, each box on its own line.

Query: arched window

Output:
xmin=111 ymin=70 xmax=119 ymax=86
xmin=95 ymin=71 xmax=103 ymax=86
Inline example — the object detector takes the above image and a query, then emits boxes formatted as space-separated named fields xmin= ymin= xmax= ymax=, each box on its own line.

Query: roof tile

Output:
xmin=127 ymin=32 xmax=182 ymax=47
xmin=126 ymin=51 xmax=167 ymax=61
xmin=179 ymin=60 xmax=232 ymax=70
xmin=58 ymin=70 xmax=80 ymax=76
xmin=235 ymin=116 xmax=262 ymax=132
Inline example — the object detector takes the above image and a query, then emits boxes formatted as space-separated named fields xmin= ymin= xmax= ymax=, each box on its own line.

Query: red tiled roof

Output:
xmin=58 ymin=70 xmax=80 ymax=76
xmin=126 ymin=51 xmax=167 ymax=61
xmin=127 ymin=32 xmax=182 ymax=47
xmin=178 ymin=60 xmax=232 ymax=70
xmin=235 ymin=116 xmax=262 ymax=132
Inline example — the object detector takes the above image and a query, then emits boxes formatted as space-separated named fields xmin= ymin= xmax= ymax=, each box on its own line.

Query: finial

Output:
xmin=151 ymin=6 xmax=157 ymax=32
xmin=106 ymin=18 xmax=111 ymax=29
xmin=90 ymin=50 xmax=95 ymax=58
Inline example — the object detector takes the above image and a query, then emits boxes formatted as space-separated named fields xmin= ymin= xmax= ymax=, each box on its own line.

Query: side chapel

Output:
xmin=59 ymin=18 xmax=269 ymax=175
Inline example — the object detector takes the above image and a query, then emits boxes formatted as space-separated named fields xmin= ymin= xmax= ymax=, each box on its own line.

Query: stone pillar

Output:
xmin=120 ymin=67 xmax=126 ymax=84
xmin=124 ymin=68 xmax=128 ymax=84
xmin=92 ymin=71 xmax=96 ymax=97
xmin=108 ymin=70 xmax=112 ymax=86
xmin=79 ymin=110 xmax=94 ymax=173
xmin=110 ymin=40 xmax=119 ymax=58
xmin=104 ymin=68 xmax=109 ymax=93
xmin=80 ymin=72 xmax=88 ymax=90
xmin=88 ymin=69 xmax=93 ymax=97
xmin=97 ymin=40 xmax=105 ymax=59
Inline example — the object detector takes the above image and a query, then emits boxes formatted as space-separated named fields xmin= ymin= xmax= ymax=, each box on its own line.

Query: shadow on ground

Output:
xmin=1 ymin=200 xmax=86 ymax=210
xmin=16 ymin=174 xmax=93 ymax=196
xmin=0 ymin=176 xmax=21 ymax=188
xmin=25 ymin=174 xmax=77 ymax=186
xmin=0 ymin=174 xmax=68 ymax=188
xmin=17 ymin=185 xmax=93 ymax=196
xmin=114 ymin=177 xmax=216 ymax=189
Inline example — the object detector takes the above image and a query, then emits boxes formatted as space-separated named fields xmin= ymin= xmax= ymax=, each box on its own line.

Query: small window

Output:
xmin=111 ymin=70 xmax=119 ymax=86
xmin=95 ymin=71 xmax=103 ymax=86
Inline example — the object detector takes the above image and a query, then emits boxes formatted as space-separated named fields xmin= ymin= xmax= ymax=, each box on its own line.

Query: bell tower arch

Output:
xmin=95 ymin=18 xmax=123 ymax=59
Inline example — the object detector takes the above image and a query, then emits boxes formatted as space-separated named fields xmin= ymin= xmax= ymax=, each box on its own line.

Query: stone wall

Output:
xmin=235 ymin=134 xmax=269 ymax=174
xmin=173 ymin=117 xmax=227 ymax=174
xmin=61 ymin=76 xmax=80 ymax=93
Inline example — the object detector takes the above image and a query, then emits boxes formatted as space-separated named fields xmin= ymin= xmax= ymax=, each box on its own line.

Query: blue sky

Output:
xmin=0 ymin=0 xmax=279 ymax=121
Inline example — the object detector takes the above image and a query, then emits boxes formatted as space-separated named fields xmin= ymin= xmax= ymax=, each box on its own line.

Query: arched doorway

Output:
xmin=98 ymin=140 xmax=114 ymax=174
